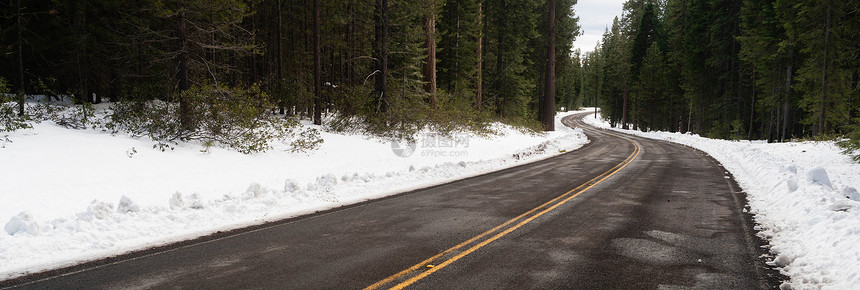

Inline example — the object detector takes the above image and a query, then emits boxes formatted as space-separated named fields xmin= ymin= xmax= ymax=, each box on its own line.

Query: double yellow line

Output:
xmin=366 ymin=136 xmax=642 ymax=290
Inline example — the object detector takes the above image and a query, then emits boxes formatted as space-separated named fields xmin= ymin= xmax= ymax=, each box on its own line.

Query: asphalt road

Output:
xmin=2 ymin=113 xmax=782 ymax=289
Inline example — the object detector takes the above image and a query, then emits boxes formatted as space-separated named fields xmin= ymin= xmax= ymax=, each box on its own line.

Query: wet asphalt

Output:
xmin=2 ymin=113 xmax=781 ymax=289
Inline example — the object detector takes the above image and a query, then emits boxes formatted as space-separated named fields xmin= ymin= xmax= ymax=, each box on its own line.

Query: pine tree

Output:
xmin=313 ymin=0 xmax=322 ymax=125
xmin=635 ymin=42 xmax=667 ymax=129
xmin=373 ymin=0 xmax=389 ymax=113
xmin=558 ymin=49 xmax=583 ymax=111
xmin=421 ymin=0 xmax=440 ymax=108
xmin=484 ymin=0 xmax=541 ymax=119
xmin=438 ymin=0 xmax=481 ymax=105
xmin=600 ymin=18 xmax=631 ymax=129
xmin=793 ymin=0 xmax=855 ymax=136
xmin=543 ymin=0 xmax=557 ymax=131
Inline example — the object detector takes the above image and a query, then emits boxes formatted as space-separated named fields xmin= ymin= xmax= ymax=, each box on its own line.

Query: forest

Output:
xmin=2 ymin=0 xmax=858 ymax=155
xmin=583 ymin=0 xmax=859 ymax=146
xmin=0 ymin=0 xmax=583 ymax=147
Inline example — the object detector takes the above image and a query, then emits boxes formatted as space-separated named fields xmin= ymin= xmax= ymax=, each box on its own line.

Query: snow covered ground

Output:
xmin=0 ymin=106 xmax=589 ymax=280
xmin=584 ymin=113 xmax=860 ymax=290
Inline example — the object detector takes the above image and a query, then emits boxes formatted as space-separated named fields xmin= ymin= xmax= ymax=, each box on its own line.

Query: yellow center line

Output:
xmin=392 ymin=141 xmax=640 ymax=289
xmin=366 ymin=128 xmax=641 ymax=290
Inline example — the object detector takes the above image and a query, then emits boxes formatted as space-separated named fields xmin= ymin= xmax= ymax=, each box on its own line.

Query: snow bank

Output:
xmin=0 ymin=108 xmax=589 ymax=280
xmin=584 ymin=113 xmax=860 ymax=290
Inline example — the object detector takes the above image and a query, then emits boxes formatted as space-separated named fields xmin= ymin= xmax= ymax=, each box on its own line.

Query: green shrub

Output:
xmin=837 ymin=122 xmax=860 ymax=162
xmin=28 ymin=101 xmax=100 ymax=130
xmin=107 ymin=84 xmax=323 ymax=154
xmin=325 ymin=84 xmax=512 ymax=141
xmin=107 ymin=99 xmax=183 ymax=144
xmin=290 ymin=128 xmax=324 ymax=153
xmin=0 ymin=78 xmax=30 ymax=133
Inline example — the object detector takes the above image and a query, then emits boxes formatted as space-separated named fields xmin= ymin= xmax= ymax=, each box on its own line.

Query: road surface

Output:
xmin=2 ymin=113 xmax=782 ymax=289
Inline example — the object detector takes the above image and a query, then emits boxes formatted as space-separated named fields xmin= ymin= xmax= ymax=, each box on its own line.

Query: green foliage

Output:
xmin=108 ymin=84 xmax=312 ymax=154
xmin=730 ymin=119 xmax=746 ymax=140
xmin=581 ymin=50 xmax=601 ymax=108
xmin=426 ymin=91 xmax=493 ymax=133
xmin=706 ymin=120 xmax=728 ymax=139
xmin=484 ymin=0 xmax=541 ymax=119
xmin=0 ymin=78 xmax=31 ymax=132
xmin=792 ymin=0 xmax=856 ymax=136
xmin=836 ymin=125 xmax=860 ymax=162
xmin=438 ymin=0 xmax=482 ymax=102
xmin=107 ymin=100 xmax=183 ymax=144
xmin=2 ymin=0 xmax=585 ymax=145
xmin=290 ymin=128 xmax=324 ymax=153
xmin=596 ymin=17 xmax=631 ymax=126
xmin=33 ymin=102 xmax=100 ymax=130
xmin=557 ymin=52 xmax=583 ymax=111
xmin=581 ymin=0 xmax=859 ymax=142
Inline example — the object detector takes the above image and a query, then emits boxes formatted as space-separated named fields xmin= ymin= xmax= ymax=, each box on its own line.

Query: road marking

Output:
xmin=366 ymin=131 xmax=641 ymax=289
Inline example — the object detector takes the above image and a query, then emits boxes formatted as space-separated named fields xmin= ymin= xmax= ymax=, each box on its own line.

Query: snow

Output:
xmin=583 ymin=113 xmax=860 ymax=290
xmin=0 ymin=106 xmax=590 ymax=280
xmin=806 ymin=167 xmax=833 ymax=190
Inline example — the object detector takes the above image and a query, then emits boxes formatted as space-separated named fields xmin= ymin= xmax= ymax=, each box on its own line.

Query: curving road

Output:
xmin=1 ymin=113 xmax=782 ymax=289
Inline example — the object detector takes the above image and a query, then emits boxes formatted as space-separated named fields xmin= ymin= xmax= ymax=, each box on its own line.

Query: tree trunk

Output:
xmin=423 ymin=6 xmax=437 ymax=108
xmin=543 ymin=0 xmax=556 ymax=131
xmin=16 ymin=0 xmax=25 ymax=116
xmin=374 ymin=0 xmax=389 ymax=113
xmin=77 ymin=2 xmax=89 ymax=104
xmin=495 ymin=1 xmax=504 ymax=117
xmin=313 ymin=0 xmax=322 ymax=125
xmin=277 ymin=0 xmax=285 ymax=114
xmin=783 ymin=54 xmax=793 ymax=141
xmin=622 ymin=86 xmax=629 ymax=129
xmin=178 ymin=4 xmax=192 ymax=132
xmin=595 ymin=54 xmax=599 ymax=119
xmin=476 ymin=3 xmax=483 ymax=111
xmin=748 ymin=65 xmax=755 ymax=140
xmin=686 ymin=99 xmax=692 ymax=133
xmin=249 ymin=5 xmax=258 ymax=85
xmin=817 ymin=4 xmax=831 ymax=136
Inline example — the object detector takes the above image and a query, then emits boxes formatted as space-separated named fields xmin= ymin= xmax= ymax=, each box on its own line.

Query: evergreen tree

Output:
xmin=438 ymin=0 xmax=481 ymax=105
xmin=483 ymin=0 xmax=540 ymax=119
xmin=635 ymin=42 xmax=667 ymax=129
xmin=558 ymin=49 xmax=583 ymax=111
xmin=793 ymin=0 xmax=856 ymax=136
xmin=598 ymin=18 xmax=631 ymax=129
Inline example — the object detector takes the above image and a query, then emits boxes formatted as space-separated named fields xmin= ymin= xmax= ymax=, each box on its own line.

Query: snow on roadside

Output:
xmin=584 ymin=113 xmax=860 ymax=290
xmin=0 ymin=108 xmax=588 ymax=280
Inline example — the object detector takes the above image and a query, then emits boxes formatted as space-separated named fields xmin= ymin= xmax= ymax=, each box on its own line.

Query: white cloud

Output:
xmin=572 ymin=0 xmax=625 ymax=54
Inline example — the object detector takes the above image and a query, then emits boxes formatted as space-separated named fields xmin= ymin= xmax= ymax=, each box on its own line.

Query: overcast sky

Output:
xmin=572 ymin=0 xmax=626 ymax=55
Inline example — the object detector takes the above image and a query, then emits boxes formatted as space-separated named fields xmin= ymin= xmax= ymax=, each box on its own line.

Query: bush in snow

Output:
xmin=0 ymin=78 xmax=31 ymax=133
xmin=107 ymin=84 xmax=321 ymax=154
xmin=21 ymin=94 xmax=101 ymax=130
xmin=836 ymin=125 xmax=860 ymax=163
xmin=290 ymin=128 xmax=324 ymax=153
xmin=324 ymin=86 xmax=509 ymax=142
xmin=107 ymin=100 xmax=183 ymax=150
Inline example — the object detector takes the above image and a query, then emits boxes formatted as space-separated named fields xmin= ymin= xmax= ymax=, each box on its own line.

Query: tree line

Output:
xmin=582 ymin=0 xmax=858 ymax=142
xmin=1 ymin=0 xmax=583 ymax=136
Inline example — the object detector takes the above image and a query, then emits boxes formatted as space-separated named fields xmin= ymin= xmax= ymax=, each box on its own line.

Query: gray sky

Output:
xmin=572 ymin=0 xmax=626 ymax=55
